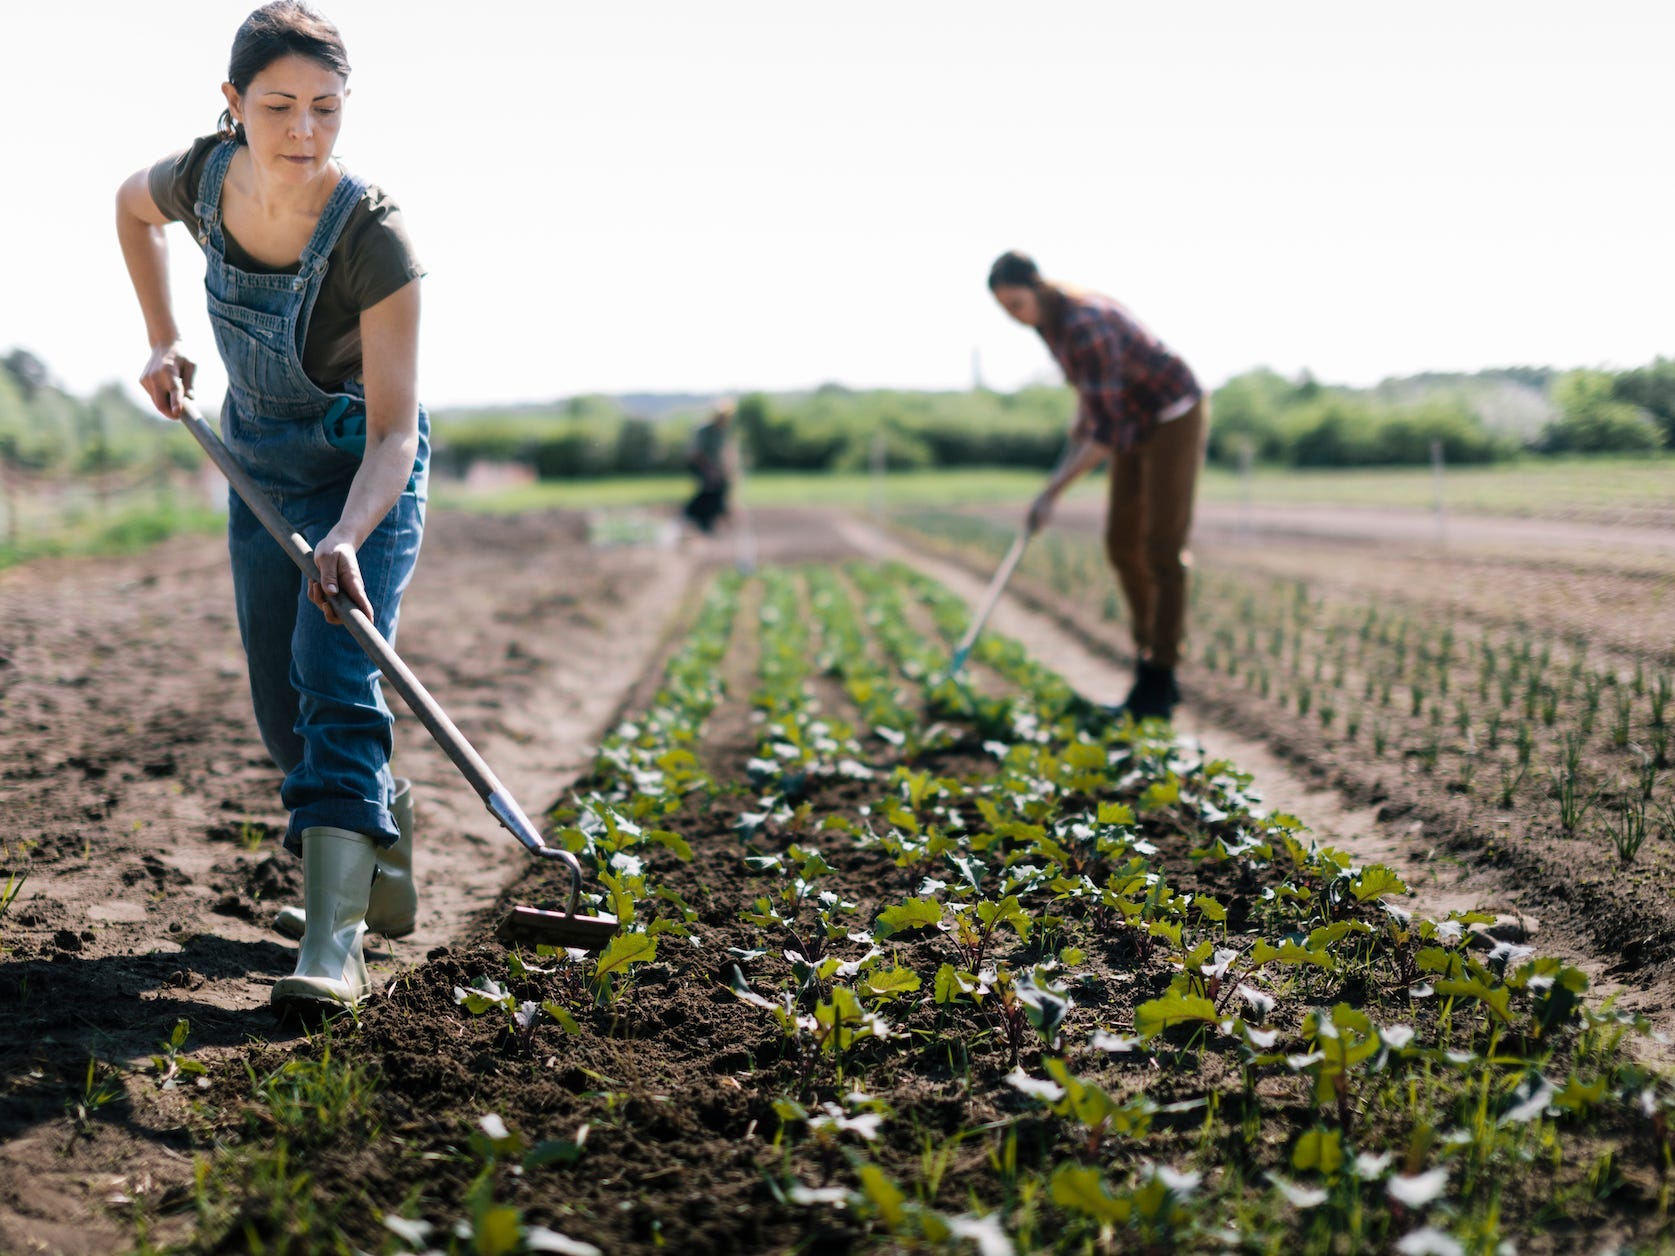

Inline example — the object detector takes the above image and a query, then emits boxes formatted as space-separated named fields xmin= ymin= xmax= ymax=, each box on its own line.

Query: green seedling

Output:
xmin=1550 ymin=732 xmax=1602 ymax=832
xmin=66 ymin=1057 xmax=125 ymax=1139
xmin=1608 ymin=793 xmax=1649 ymax=863
xmin=0 ymin=870 xmax=24 ymax=924
xmin=150 ymin=1019 xmax=208 ymax=1090
xmin=1497 ymin=761 xmax=1529 ymax=808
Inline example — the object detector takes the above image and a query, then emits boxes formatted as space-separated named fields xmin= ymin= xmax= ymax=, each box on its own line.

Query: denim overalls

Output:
xmin=193 ymin=138 xmax=428 ymax=854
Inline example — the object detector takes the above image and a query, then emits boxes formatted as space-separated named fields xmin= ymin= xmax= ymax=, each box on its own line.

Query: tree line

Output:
xmin=430 ymin=360 xmax=1675 ymax=477
xmin=0 ymin=348 xmax=201 ymax=478
xmin=4 ymin=348 xmax=1673 ymax=484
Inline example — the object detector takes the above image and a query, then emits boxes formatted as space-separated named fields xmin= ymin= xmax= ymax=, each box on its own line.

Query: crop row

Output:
xmin=440 ymin=559 xmax=1674 ymax=1254
xmin=896 ymin=510 xmax=1675 ymax=869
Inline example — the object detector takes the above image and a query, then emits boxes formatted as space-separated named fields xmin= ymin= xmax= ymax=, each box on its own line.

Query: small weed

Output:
xmin=66 ymin=1057 xmax=125 ymax=1140
xmin=1612 ymin=688 xmax=1634 ymax=749
xmin=1608 ymin=793 xmax=1649 ymax=863
xmin=151 ymin=1019 xmax=209 ymax=1091
xmin=1551 ymin=732 xmax=1601 ymax=833
xmin=1497 ymin=761 xmax=1529 ymax=808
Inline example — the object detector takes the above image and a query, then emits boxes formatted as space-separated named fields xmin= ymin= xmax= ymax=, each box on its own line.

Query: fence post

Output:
xmin=1238 ymin=436 xmax=1255 ymax=544
xmin=1431 ymin=438 xmax=1446 ymax=544
xmin=1 ymin=451 xmax=16 ymax=549
xmin=870 ymin=430 xmax=886 ymax=524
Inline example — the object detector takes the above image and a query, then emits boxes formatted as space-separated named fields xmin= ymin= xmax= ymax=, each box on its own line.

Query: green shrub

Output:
xmin=1540 ymin=370 xmax=1665 ymax=453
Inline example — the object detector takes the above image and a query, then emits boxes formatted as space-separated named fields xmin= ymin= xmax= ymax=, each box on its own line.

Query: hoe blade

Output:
xmin=497 ymin=905 xmax=621 ymax=952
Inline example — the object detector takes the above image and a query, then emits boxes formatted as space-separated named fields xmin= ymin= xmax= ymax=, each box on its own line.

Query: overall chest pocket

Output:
xmin=206 ymin=291 xmax=313 ymax=405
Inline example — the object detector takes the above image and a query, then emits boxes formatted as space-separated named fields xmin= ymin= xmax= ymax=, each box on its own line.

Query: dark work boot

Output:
xmin=1122 ymin=660 xmax=1179 ymax=722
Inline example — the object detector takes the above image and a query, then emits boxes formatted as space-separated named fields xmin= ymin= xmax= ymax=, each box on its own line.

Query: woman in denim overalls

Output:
xmin=116 ymin=2 xmax=426 ymax=1017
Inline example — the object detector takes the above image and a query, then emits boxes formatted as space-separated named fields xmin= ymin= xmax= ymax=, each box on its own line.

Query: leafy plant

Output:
xmin=150 ymin=1019 xmax=209 ymax=1090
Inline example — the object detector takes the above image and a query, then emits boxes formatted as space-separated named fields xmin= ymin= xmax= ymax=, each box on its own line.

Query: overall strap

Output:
xmin=295 ymin=167 xmax=369 ymax=288
xmin=191 ymin=138 xmax=241 ymax=252
xmin=292 ymin=167 xmax=369 ymax=360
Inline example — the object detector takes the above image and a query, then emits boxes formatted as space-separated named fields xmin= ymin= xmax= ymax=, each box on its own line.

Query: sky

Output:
xmin=8 ymin=1 xmax=1672 ymax=410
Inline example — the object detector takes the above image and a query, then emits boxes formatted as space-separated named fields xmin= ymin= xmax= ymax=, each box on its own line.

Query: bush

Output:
xmin=1540 ymin=370 xmax=1665 ymax=454
xmin=1610 ymin=358 xmax=1675 ymax=446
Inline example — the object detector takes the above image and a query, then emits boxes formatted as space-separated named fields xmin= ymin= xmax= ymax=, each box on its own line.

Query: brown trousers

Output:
xmin=1103 ymin=398 xmax=1208 ymax=670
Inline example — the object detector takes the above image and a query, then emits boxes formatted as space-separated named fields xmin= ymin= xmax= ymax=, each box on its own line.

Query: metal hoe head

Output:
xmin=486 ymin=790 xmax=621 ymax=952
xmin=498 ymin=904 xmax=621 ymax=951
xmin=493 ymin=838 xmax=620 ymax=952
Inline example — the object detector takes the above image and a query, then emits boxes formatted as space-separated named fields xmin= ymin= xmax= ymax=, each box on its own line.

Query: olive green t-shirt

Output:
xmin=149 ymin=134 xmax=424 ymax=389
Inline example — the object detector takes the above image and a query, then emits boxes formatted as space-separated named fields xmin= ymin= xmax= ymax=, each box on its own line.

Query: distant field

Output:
xmin=1198 ymin=453 xmax=1675 ymax=518
xmin=8 ymin=453 xmax=1668 ymax=568
xmin=433 ymin=453 xmax=1675 ymax=521
xmin=430 ymin=468 xmax=1072 ymax=514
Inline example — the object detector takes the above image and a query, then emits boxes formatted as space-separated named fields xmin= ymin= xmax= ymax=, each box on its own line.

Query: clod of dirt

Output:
xmin=246 ymin=855 xmax=298 ymax=900
xmin=211 ymin=895 xmax=254 ymax=920
xmin=52 ymin=929 xmax=81 ymax=952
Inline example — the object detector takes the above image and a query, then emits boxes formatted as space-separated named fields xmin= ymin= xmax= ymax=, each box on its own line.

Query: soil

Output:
xmin=2 ymin=501 xmax=1673 ymax=1253
xmin=0 ymin=509 xmax=693 ymax=1252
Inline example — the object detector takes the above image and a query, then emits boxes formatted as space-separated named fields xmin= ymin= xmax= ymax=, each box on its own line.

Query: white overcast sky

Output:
xmin=8 ymin=1 xmax=1671 ymax=409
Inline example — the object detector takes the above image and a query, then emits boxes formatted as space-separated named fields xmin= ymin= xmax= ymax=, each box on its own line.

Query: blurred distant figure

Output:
xmin=988 ymin=250 xmax=1206 ymax=722
xmin=683 ymin=400 xmax=735 ymax=535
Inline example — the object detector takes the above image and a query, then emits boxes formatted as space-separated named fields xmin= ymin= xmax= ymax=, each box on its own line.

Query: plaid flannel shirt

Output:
xmin=1041 ymin=291 xmax=1199 ymax=451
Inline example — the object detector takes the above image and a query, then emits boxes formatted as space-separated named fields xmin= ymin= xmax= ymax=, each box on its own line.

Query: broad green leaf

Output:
xmin=885 ymin=806 xmax=921 ymax=835
xmin=1193 ymin=895 xmax=1228 ymax=923
xmin=1416 ymin=947 xmax=1461 ymax=978
xmin=1050 ymin=1164 xmax=1129 ymax=1223
xmin=874 ymin=898 xmax=943 ymax=939
xmin=1031 ymin=833 xmax=1074 ymax=867
xmin=524 ymin=1127 xmax=588 ymax=1168
xmin=934 ymin=964 xmax=982 ymax=1005
xmin=542 ymin=1001 xmax=581 ymax=1034
xmin=1349 ymin=865 xmax=1408 ymax=902
xmin=1292 ymin=1128 xmax=1344 ymax=1175
xmin=648 ymin=829 xmax=693 ymax=861
xmin=593 ymin=931 xmax=656 ymax=980
xmin=1135 ymin=992 xmax=1219 ymax=1040
xmin=473 ymin=1205 xmax=523 ymax=1256
xmin=1063 ymin=743 xmax=1107 ymax=770
xmin=1139 ymin=777 xmax=1181 ymax=811
xmin=993 ymin=820 xmax=1047 ymax=845
xmin=1433 ymin=977 xmax=1513 ymax=1024
xmin=976 ymin=894 xmax=1032 ymax=940
xmin=1097 ymin=801 xmax=1136 ymax=826
xmin=863 ymin=966 xmax=923 ymax=1000
xmin=1553 ymin=1075 xmax=1608 ymax=1114
xmin=857 ymin=1164 xmax=905 ymax=1228
xmin=1147 ymin=919 xmax=1183 ymax=950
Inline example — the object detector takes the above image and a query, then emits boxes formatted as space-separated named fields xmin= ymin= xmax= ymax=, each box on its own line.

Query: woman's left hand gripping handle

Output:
xmin=142 ymin=343 xmax=197 ymax=419
xmin=309 ymin=531 xmax=375 ymax=627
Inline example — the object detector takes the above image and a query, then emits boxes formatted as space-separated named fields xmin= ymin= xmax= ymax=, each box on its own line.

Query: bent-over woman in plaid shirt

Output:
xmin=988 ymin=250 xmax=1206 ymax=722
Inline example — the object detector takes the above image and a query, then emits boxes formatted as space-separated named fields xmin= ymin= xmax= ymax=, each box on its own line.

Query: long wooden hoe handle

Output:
xmin=948 ymin=529 xmax=1030 ymax=677
xmin=178 ymin=401 xmax=585 ymax=912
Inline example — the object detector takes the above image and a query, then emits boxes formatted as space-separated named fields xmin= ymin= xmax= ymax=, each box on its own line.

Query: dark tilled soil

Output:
xmin=0 ymin=507 xmax=692 ymax=1253
xmin=3 ymin=503 xmax=1673 ymax=1254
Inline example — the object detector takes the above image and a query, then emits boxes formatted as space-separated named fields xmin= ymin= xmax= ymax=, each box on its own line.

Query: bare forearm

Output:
xmin=115 ymin=200 xmax=180 ymax=348
xmin=1044 ymin=438 xmax=1108 ymax=498
xmin=334 ymin=427 xmax=419 ymax=546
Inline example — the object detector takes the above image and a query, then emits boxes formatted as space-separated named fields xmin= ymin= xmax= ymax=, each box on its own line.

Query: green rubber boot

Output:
xmin=273 ymin=778 xmax=417 ymax=939
xmin=270 ymin=826 xmax=375 ymax=1017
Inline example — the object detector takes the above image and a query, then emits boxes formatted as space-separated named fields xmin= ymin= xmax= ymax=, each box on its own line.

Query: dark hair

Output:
xmin=217 ymin=2 xmax=351 ymax=144
xmin=987 ymin=250 xmax=1042 ymax=292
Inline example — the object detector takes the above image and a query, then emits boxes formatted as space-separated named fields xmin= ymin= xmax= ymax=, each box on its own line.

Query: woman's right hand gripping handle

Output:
xmin=140 ymin=343 xmax=197 ymax=420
